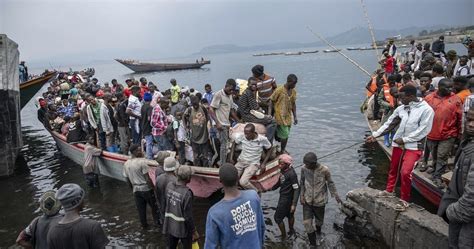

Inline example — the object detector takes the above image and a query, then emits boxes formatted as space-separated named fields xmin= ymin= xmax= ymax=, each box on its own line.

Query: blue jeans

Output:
xmin=153 ymin=135 xmax=173 ymax=152
xmin=144 ymin=135 xmax=154 ymax=159
xmin=129 ymin=119 xmax=141 ymax=145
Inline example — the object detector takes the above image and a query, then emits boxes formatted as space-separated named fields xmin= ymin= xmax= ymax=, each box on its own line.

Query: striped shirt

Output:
xmin=256 ymin=74 xmax=276 ymax=102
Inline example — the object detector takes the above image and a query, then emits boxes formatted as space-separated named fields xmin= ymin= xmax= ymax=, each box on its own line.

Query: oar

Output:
xmin=360 ymin=0 xmax=379 ymax=60
xmin=306 ymin=26 xmax=372 ymax=77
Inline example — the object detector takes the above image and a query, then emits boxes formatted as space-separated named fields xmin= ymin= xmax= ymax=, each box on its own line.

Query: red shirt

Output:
xmin=424 ymin=91 xmax=462 ymax=140
xmin=123 ymin=87 xmax=132 ymax=97
xmin=140 ymin=86 xmax=148 ymax=98
xmin=384 ymin=57 xmax=394 ymax=74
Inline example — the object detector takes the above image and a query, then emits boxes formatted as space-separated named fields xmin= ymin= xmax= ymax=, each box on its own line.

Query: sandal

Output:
xmin=417 ymin=161 xmax=428 ymax=172
xmin=394 ymin=200 xmax=409 ymax=212
xmin=377 ymin=190 xmax=395 ymax=198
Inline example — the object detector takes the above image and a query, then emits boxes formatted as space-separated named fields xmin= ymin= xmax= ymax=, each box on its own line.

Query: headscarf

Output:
xmin=279 ymin=154 xmax=293 ymax=165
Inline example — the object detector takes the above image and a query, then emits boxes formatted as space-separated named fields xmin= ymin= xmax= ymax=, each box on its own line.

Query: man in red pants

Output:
xmin=366 ymin=85 xmax=434 ymax=209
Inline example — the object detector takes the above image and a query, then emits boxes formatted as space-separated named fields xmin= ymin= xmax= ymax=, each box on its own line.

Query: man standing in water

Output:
xmin=366 ymin=85 xmax=434 ymax=209
xmin=273 ymin=154 xmax=299 ymax=239
xmin=123 ymin=144 xmax=160 ymax=229
xmin=204 ymin=163 xmax=265 ymax=249
xmin=83 ymin=136 xmax=102 ymax=188
xmin=438 ymin=107 xmax=474 ymax=248
xmin=300 ymin=152 xmax=341 ymax=246
xmin=162 ymin=165 xmax=198 ymax=249
xmin=271 ymin=74 xmax=298 ymax=153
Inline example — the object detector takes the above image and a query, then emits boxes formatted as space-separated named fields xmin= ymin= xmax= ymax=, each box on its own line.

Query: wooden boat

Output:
xmin=323 ymin=49 xmax=341 ymax=53
xmin=359 ymin=47 xmax=376 ymax=51
xmin=252 ymin=52 xmax=285 ymax=57
xmin=284 ymin=52 xmax=302 ymax=56
xmin=20 ymin=71 xmax=56 ymax=109
xmin=301 ymin=50 xmax=319 ymax=54
xmin=115 ymin=59 xmax=211 ymax=73
xmin=364 ymin=110 xmax=445 ymax=206
xmin=47 ymin=129 xmax=281 ymax=198
xmin=346 ymin=47 xmax=359 ymax=51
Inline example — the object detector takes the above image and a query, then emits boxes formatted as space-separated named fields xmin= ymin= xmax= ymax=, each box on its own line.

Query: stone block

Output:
xmin=342 ymin=187 xmax=448 ymax=249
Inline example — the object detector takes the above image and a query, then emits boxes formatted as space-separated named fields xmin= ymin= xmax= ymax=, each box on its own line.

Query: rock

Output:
xmin=341 ymin=187 xmax=448 ymax=249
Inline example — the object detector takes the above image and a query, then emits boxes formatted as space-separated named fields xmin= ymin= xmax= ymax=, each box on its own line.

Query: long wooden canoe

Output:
xmin=20 ymin=71 xmax=56 ymax=109
xmin=115 ymin=59 xmax=211 ymax=73
xmin=48 ymin=129 xmax=281 ymax=198
xmin=364 ymin=111 xmax=445 ymax=207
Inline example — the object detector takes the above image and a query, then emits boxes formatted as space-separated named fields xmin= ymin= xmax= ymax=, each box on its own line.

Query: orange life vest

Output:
xmin=366 ymin=75 xmax=388 ymax=97
xmin=366 ymin=76 xmax=378 ymax=97
xmin=383 ymin=84 xmax=395 ymax=108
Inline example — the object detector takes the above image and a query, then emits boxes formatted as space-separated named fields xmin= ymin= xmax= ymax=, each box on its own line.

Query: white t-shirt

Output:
xmin=431 ymin=76 xmax=445 ymax=89
xmin=235 ymin=133 xmax=271 ymax=165
xmin=173 ymin=119 xmax=187 ymax=142
xmin=127 ymin=95 xmax=142 ymax=119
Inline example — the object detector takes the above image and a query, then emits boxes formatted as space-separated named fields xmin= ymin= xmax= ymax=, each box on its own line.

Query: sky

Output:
xmin=0 ymin=0 xmax=472 ymax=64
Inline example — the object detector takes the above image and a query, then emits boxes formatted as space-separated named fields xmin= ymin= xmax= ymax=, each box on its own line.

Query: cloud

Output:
xmin=1 ymin=0 xmax=472 ymax=65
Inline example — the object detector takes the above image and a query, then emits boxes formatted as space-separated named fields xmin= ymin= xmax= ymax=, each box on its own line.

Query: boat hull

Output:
xmin=115 ymin=59 xmax=211 ymax=73
xmin=20 ymin=72 xmax=56 ymax=109
xmin=49 ymin=130 xmax=281 ymax=198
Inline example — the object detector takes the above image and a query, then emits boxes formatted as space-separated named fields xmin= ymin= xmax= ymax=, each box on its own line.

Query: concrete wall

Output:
xmin=0 ymin=34 xmax=22 ymax=176
xmin=341 ymin=187 xmax=448 ymax=249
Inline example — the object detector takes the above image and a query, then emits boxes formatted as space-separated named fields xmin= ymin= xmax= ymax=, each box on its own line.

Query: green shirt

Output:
xmin=91 ymin=103 xmax=101 ymax=126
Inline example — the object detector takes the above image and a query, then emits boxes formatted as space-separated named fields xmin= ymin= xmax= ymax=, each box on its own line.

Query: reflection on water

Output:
xmin=1 ymin=44 xmax=456 ymax=247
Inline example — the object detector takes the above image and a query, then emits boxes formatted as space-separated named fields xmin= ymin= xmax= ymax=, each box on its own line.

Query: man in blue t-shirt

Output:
xmin=204 ymin=163 xmax=265 ymax=249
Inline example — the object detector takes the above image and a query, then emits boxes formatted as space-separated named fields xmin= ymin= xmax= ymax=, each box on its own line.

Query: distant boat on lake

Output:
xmin=284 ymin=51 xmax=302 ymax=56
xmin=115 ymin=59 xmax=211 ymax=73
xmin=323 ymin=49 xmax=341 ymax=53
xmin=301 ymin=50 xmax=319 ymax=54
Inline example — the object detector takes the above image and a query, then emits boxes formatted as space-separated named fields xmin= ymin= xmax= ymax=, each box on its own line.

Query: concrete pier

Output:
xmin=0 ymin=34 xmax=22 ymax=177
xmin=341 ymin=187 xmax=448 ymax=249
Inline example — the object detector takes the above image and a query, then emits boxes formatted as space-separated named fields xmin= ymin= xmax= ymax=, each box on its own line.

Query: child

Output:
xmin=300 ymin=152 xmax=341 ymax=246
xmin=172 ymin=111 xmax=187 ymax=164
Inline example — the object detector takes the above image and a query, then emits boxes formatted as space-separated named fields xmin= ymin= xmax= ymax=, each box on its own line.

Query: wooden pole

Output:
xmin=306 ymin=26 xmax=372 ymax=77
xmin=360 ymin=0 xmax=379 ymax=60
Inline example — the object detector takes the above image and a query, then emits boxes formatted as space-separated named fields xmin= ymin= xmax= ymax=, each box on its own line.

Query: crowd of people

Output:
xmin=17 ymin=34 xmax=474 ymax=248
xmin=36 ymin=64 xmax=297 ymax=166
xmin=366 ymin=37 xmax=474 ymax=247
xmin=19 ymin=61 xmax=28 ymax=83
xmin=17 ymin=62 xmax=346 ymax=248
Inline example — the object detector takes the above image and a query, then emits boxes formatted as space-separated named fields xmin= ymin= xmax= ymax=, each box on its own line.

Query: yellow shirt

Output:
xmin=171 ymin=85 xmax=181 ymax=103
xmin=271 ymin=85 xmax=296 ymax=126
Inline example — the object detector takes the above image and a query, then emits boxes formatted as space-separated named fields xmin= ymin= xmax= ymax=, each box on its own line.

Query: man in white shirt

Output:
xmin=431 ymin=64 xmax=445 ymax=90
xmin=412 ymin=43 xmax=423 ymax=71
xmin=233 ymin=123 xmax=272 ymax=191
xmin=126 ymin=86 xmax=142 ymax=145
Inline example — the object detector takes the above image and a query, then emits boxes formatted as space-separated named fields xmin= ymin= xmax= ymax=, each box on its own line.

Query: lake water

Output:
xmin=0 ymin=43 xmax=466 ymax=248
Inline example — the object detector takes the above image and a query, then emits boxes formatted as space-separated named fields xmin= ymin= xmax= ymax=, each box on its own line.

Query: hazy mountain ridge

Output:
xmin=196 ymin=24 xmax=453 ymax=55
